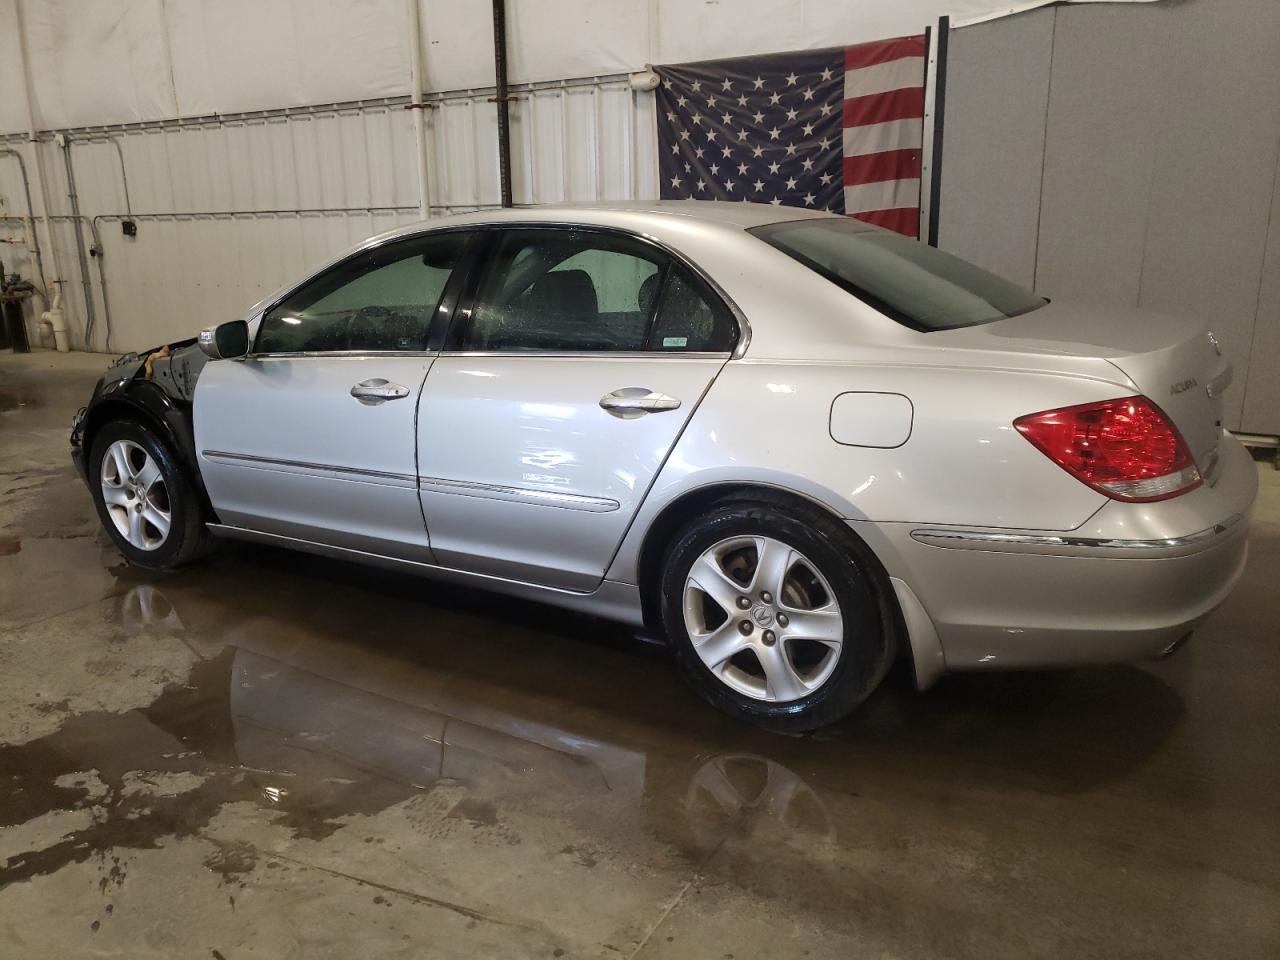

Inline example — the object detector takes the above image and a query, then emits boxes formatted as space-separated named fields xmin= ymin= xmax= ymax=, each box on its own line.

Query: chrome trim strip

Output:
xmin=910 ymin=513 xmax=1244 ymax=554
xmin=419 ymin=476 xmax=620 ymax=513
xmin=201 ymin=449 xmax=417 ymax=486
xmin=438 ymin=351 xmax=729 ymax=360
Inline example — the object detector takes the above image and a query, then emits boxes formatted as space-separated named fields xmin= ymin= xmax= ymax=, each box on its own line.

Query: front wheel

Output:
xmin=659 ymin=496 xmax=892 ymax=732
xmin=89 ymin=419 xmax=213 ymax=570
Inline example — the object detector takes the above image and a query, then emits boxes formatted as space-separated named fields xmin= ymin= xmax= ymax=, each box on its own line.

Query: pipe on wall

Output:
xmin=11 ymin=0 xmax=59 ymax=316
xmin=405 ymin=0 xmax=433 ymax=219
xmin=492 ymin=0 xmax=513 ymax=207
xmin=0 ymin=148 xmax=48 ymax=302
xmin=59 ymin=135 xmax=98 ymax=350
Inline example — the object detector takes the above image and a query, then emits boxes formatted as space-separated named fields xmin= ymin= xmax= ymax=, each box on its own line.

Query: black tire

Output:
xmin=88 ymin=419 xmax=214 ymax=570
xmin=659 ymin=494 xmax=893 ymax=732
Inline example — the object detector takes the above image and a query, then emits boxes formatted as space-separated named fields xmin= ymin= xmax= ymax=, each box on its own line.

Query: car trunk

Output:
xmin=931 ymin=301 xmax=1230 ymax=471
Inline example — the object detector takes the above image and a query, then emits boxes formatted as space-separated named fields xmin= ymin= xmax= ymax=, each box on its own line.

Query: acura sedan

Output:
xmin=71 ymin=202 xmax=1257 ymax=730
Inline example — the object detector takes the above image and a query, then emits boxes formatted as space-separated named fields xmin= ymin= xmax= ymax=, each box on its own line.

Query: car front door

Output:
xmin=417 ymin=226 xmax=740 ymax=591
xmin=194 ymin=230 xmax=472 ymax=560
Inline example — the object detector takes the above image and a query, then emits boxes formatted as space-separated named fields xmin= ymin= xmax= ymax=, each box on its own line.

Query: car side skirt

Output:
xmin=205 ymin=523 xmax=647 ymax=629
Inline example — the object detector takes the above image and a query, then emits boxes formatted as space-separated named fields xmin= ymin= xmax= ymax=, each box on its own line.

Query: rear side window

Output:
xmin=750 ymin=218 xmax=1045 ymax=331
xmin=257 ymin=233 xmax=464 ymax=353
xmin=455 ymin=228 xmax=737 ymax=353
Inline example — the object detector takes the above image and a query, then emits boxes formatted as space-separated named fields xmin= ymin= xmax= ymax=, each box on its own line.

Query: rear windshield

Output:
xmin=749 ymin=218 xmax=1045 ymax=331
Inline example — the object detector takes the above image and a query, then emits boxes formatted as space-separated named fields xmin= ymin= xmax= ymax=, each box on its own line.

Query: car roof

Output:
xmin=393 ymin=199 xmax=843 ymax=233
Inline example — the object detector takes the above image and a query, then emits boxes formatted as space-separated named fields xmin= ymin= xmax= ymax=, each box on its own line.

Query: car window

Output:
xmin=257 ymin=233 xmax=465 ymax=353
xmin=460 ymin=230 xmax=662 ymax=352
xmin=650 ymin=266 xmax=737 ymax=352
xmin=750 ymin=218 xmax=1045 ymax=331
xmin=458 ymin=229 xmax=736 ymax=354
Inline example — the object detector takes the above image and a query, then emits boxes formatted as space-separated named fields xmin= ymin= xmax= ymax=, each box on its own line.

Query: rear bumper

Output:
xmin=862 ymin=431 xmax=1258 ymax=680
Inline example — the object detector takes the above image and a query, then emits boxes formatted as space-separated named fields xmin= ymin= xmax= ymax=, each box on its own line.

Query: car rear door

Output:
xmin=416 ymin=226 xmax=741 ymax=591
xmin=194 ymin=230 xmax=473 ymax=560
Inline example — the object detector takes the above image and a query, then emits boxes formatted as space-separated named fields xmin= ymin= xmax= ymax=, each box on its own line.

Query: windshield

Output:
xmin=750 ymin=218 xmax=1046 ymax=331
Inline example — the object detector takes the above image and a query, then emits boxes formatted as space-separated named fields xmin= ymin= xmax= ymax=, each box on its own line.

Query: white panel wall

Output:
xmin=940 ymin=0 xmax=1280 ymax=434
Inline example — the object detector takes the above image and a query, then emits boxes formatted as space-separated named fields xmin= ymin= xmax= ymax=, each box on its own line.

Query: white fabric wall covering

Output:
xmin=0 ymin=0 xmax=1160 ymax=132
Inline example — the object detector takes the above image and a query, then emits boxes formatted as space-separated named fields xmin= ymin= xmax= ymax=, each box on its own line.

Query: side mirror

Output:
xmin=198 ymin=319 xmax=249 ymax=360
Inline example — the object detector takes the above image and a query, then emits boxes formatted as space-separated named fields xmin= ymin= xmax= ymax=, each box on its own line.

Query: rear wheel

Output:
xmin=659 ymin=496 xmax=892 ymax=731
xmin=89 ymin=420 xmax=213 ymax=569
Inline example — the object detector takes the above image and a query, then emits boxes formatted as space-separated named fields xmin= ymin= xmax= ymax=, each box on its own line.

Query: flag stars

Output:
xmin=696 ymin=178 xmax=706 ymax=191
xmin=737 ymin=129 xmax=749 ymax=141
xmin=819 ymin=102 xmax=833 ymax=116
xmin=706 ymin=129 xmax=717 ymax=142
xmin=752 ymin=110 xmax=765 ymax=124
xmin=801 ymin=121 xmax=815 ymax=136
xmin=694 ymin=146 xmax=704 ymax=158
xmin=676 ymin=95 xmax=688 ymax=108
xmin=707 ymin=95 xmax=718 ymax=108
xmin=710 ymin=163 xmax=720 ymax=175
xmin=752 ymin=76 xmax=765 ymax=90
xmin=751 ymin=145 xmax=764 ymax=158
xmin=770 ymin=196 xmax=782 ymax=205
xmin=784 ymin=142 xmax=797 ymax=156
xmin=801 ymin=157 xmax=814 ymax=171
xmin=768 ymin=92 xmax=782 ymax=105
xmin=768 ymin=126 xmax=781 ymax=140
xmin=724 ymin=178 xmax=736 ymax=192
xmin=737 ymin=162 xmax=748 ymax=175
xmin=721 ymin=112 xmax=732 ymax=125
xmin=785 ymin=107 xmax=798 ymax=122
xmin=819 ymin=172 xmax=833 ymax=185
xmin=670 ymin=143 xmax=679 ymax=154
xmin=691 ymin=113 xmax=703 ymax=125
xmin=753 ymin=179 xmax=765 ymax=192
xmin=803 ymin=192 xmax=816 ymax=206
xmin=736 ymin=94 xmax=749 ymax=107
xmin=785 ymin=176 xmax=798 ymax=190
xmin=721 ymin=145 xmax=733 ymax=158
xmin=691 ymin=80 xmax=702 ymax=92
xmin=801 ymin=87 xmax=815 ymax=101
xmin=679 ymin=129 xmax=691 ymax=141
xmin=721 ymin=78 xmax=733 ymax=91
xmin=666 ymin=111 xmax=677 ymax=122
xmin=820 ymin=66 xmax=834 ymax=81
xmin=767 ymin=160 xmax=781 ymax=174
xmin=818 ymin=136 xmax=832 ymax=150
xmin=784 ymin=72 xmax=798 ymax=86
xmin=669 ymin=175 xmax=681 ymax=188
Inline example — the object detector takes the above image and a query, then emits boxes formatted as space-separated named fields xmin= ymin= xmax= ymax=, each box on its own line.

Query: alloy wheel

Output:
xmin=682 ymin=535 xmax=844 ymax=702
xmin=100 ymin=439 xmax=172 ymax=551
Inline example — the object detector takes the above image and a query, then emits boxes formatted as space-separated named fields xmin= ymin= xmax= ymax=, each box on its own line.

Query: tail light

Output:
xmin=1014 ymin=396 xmax=1201 ymax=502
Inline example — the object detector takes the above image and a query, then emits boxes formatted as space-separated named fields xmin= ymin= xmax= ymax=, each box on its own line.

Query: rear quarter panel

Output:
xmin=607 ymin=357 xmax=1122 ymax=584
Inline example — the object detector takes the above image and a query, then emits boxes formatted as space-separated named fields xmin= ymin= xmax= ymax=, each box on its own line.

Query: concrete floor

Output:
xmin=1 ymin=349 xmax=1277 ymax=959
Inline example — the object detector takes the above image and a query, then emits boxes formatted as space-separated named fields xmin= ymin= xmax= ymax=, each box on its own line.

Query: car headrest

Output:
xmin=637 ymin=273 xmax=660 ymax=317
xmin=524 ymin=269 xmax=598 ymax=323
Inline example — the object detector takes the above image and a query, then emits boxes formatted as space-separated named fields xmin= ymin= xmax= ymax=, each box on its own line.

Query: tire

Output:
xmin=659 ymin=494 xmax=892 ymax=732
xmin=88 ymin=419 xmax=214 ymax=570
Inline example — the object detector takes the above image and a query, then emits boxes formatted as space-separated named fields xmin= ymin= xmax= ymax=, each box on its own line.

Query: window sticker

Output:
xmin=662 ymin=336 xmax=688 ymax=348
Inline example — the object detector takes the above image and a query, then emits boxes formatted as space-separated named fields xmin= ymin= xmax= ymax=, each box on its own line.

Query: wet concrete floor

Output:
xmin=1 ymin=349 xmax=1278 ymax=958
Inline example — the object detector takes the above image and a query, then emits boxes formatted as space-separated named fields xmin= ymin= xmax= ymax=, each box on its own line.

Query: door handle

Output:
xmin=599 ymin=387 xmax=682 ymax=419
xmin=350 ymin=378 xmax=410 ymax=405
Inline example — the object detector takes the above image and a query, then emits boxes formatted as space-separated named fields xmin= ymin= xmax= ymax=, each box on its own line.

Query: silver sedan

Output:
xmin=71 ymin=202 xmax=1257 ymax=730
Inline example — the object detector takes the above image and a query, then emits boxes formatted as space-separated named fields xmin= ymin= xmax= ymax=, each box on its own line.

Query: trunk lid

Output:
xmin=932 ymin=301 xmax=1230 ymax=471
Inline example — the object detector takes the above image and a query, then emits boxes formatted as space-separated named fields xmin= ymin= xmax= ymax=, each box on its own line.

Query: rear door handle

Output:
xmin=599 ymin=387 xmax=682 ymax=419
xmin=350 ymin=378 xmax=410 ymax=405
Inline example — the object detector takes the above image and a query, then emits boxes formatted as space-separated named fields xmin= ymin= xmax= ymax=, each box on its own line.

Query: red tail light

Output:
xmin=1014 ymin=396 xmax=1201 ymax=502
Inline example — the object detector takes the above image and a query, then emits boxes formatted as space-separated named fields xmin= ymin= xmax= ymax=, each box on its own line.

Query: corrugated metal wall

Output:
xmin=0 ymin=76 xmax=658 ymax=352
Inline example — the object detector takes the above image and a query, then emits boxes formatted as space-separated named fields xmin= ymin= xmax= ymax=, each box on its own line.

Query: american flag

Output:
xmin=655 ymin=35 xmax=926 ymax=237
